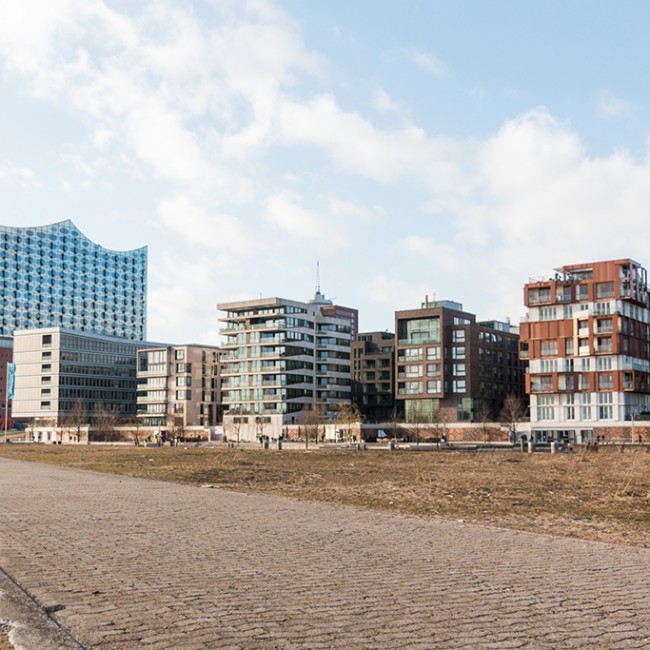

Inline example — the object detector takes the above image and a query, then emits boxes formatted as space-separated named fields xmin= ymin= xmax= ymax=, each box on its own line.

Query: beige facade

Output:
xmin=12 ymin=327 xmax=146 ymax=423
xmin=136 ymin=345 xmax=220 ymax=429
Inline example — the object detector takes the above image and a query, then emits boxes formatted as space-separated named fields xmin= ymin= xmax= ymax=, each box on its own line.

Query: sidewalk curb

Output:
xmin=0 ymin=569 xmax=86 ymax=650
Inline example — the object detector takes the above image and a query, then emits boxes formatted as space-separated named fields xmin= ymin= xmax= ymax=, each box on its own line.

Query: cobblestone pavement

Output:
xmin=2 ymin=458 xmax=650 ymax=649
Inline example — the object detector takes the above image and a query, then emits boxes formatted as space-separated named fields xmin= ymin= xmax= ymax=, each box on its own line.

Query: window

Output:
xmin=399 ymin=317 xmax=440 ymax=345
xmin=565 ymin=339 xmax=574 ymax=355
xmin=42 ymin=334 xmax=52 ymax=347
xmin=176 ymin=376 xmax=192 ymax=386
xmin=577 ymin=284 xmax=589 ymax=301
xmin=540 ymin=359 xmax=557 ymax=372
xmin=175 ymin=349 xmax=185 ymax=360
xmin=596 ymin=318 xmax=613 ymax=334
xmin=596 ymin=357 xmax=612 ymax=371
xmin=398 ymin=381 xmax=422 ymax=395
xmin=452 ymin=379 xmax=466 ymax=393
xmin=452 ymin=329 xmax=466 ymax=343
xmin=41 ymin=364 xmax=51 ymax=372
xmin=427 ymin=362 xmax=441 ymax=376
xmin=176 ymin=363 xmax=192 ymax=373
xmin=175 ymin=389 xmax=191 ymax=400
xmin=427 ymin=380 xmax=441 ymax=393
xmin=539 ymin=306 xmax=557 ymax=321
xmin=598 ymin=374 xmax=613 ymax=389
xmin=596 ymin=282 xmax=615 ymax=299
xmin=40 ymin=401 xmax=51 ymax=410
xmin=597 ymin=393 xmax=613 ymax=420
xmin=401 ymin=365 xmax=423 ymax=378
xmin=541 ymin=341 xmax=558 ymax=356
xmin=42 ymin=351 xmax=52 ymax=360
xmin=453 ymin=363 xmax=466 ymax=376
xmin=399 ymin=348 xmax=423 ymax=362
xmin=452 ymin=346 xmax=466 ymax=360
xmin=529 ymin=287 xmax=551 ymax=304
xmin=537 ymin=394 xmax=555 ymax=420
xmin=597 ymin=337 xmax=612 ymax=353
xmin=426 ymin=347 xmax=441 ymax=360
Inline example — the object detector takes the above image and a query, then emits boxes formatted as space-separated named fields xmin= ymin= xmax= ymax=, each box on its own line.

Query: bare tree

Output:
xmin=92 ymin=403 xmax=120 ymax=442
xmin=388 ymin=406 xmax=403 ymax=444
xmin=478 ymin=401 xmax=494 ymax=442
xmin=302 ymin=403 xmax=324 ymax=448
xmin=226 ymin=405 xmax=244 ymax=446
xmin=336 ymin=402 xmax=363 ymax=443
xmin=404 ymin=408 xmax=427 ymax=446
xmin=500 ymin=394 xmax=527 ymax=443
xmin=122 ymin=415 xmax=143 ymax=446
xmin=62 ymin=397 xmax=88 ymax=444
xmin=166 ymin=410 xmax=185 ymax=446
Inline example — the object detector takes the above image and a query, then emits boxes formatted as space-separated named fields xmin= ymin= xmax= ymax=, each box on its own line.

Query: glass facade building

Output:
xmin=0 ymin=220 xmax=147 ymax=340
xmin=12 ymin=327 xmax=151 ymax=421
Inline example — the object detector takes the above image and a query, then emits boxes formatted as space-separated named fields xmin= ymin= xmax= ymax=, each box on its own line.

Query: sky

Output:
xmin=2 ymin=1 xmax=650 ymax=344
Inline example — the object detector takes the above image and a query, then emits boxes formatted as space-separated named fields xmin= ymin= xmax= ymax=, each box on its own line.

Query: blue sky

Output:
xmin=1 ymin=0 xmax=650 ymax=343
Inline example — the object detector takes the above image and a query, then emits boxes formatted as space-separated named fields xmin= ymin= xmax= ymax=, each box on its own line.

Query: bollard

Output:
xmin=389 ymin=439 xmax=396 ymax=451
xmin=528 ymin=440 xmax=534 ymax=454
xmin=550 ymin=441 xmax=556 ymax=454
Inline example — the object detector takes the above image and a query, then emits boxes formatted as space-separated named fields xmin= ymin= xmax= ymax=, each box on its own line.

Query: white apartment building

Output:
xmin=217 ymin=292 xmax=354 ymax=442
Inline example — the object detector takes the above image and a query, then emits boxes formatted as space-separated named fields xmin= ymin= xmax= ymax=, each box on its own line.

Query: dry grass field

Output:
xmin=1 ymin=443 xmax=650 ymax=547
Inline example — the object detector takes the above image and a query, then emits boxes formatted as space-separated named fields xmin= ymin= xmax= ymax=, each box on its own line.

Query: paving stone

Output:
xmin=2 ymin=458 xmax=650 ymax=649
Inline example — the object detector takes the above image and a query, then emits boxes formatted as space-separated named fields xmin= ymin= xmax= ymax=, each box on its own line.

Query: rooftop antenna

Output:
xmin=316 ymin=260 xmax=320 ymax=294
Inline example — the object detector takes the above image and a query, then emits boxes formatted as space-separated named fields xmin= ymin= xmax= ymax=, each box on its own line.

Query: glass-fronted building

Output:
xmin=217 ymin=292 xmax=354 ymax=441
xmin=0 ymin=220 xmax=147 ymax=340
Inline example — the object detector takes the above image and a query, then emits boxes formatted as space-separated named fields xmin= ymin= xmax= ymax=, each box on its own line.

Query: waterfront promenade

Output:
xmin=1 ymin=457 xmax=650 ymax=649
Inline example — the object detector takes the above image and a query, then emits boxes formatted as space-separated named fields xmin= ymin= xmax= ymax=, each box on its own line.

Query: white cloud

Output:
xmin=264 ymin=190 xmax=347 ymax=247
xmin=373 ymin=88 xmax=402 ymax=113
xmin=277 ymin=93 xmax=463 ymax=187
xmin=365 ymin=275 xmax=433 ymax=311
xmin=0 ymin=162 xmax=41 ymax=187
xmin=598 ymin=90 xmax=635 ymax=119
xmin=404 ymin=48 xmax=446 ymax=76
xmin=157 ymin=196 xmax=263 ymax=259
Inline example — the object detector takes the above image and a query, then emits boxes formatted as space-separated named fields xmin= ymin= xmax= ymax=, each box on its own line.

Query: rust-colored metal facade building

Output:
xmin=520 ymin=258 xmax=650 ymax=444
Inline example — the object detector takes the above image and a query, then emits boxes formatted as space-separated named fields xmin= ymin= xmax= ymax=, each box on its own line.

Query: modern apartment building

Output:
xmin=136 ymin=344 xmax=221 ymax=429
xmin=217 ymin=291 xmax=354 ymax=441
xmin=0 ymin=220 xmax=147 ymax=340
xmin=351 ymin=331 xmax=396 ymax=422
xmin=12 ymin=327 xmax=151 ymax=423
xmin=395 ymin=299 xmax=524 ymax=423
xmin=520 ymin=259 xmax=650 ymax=444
